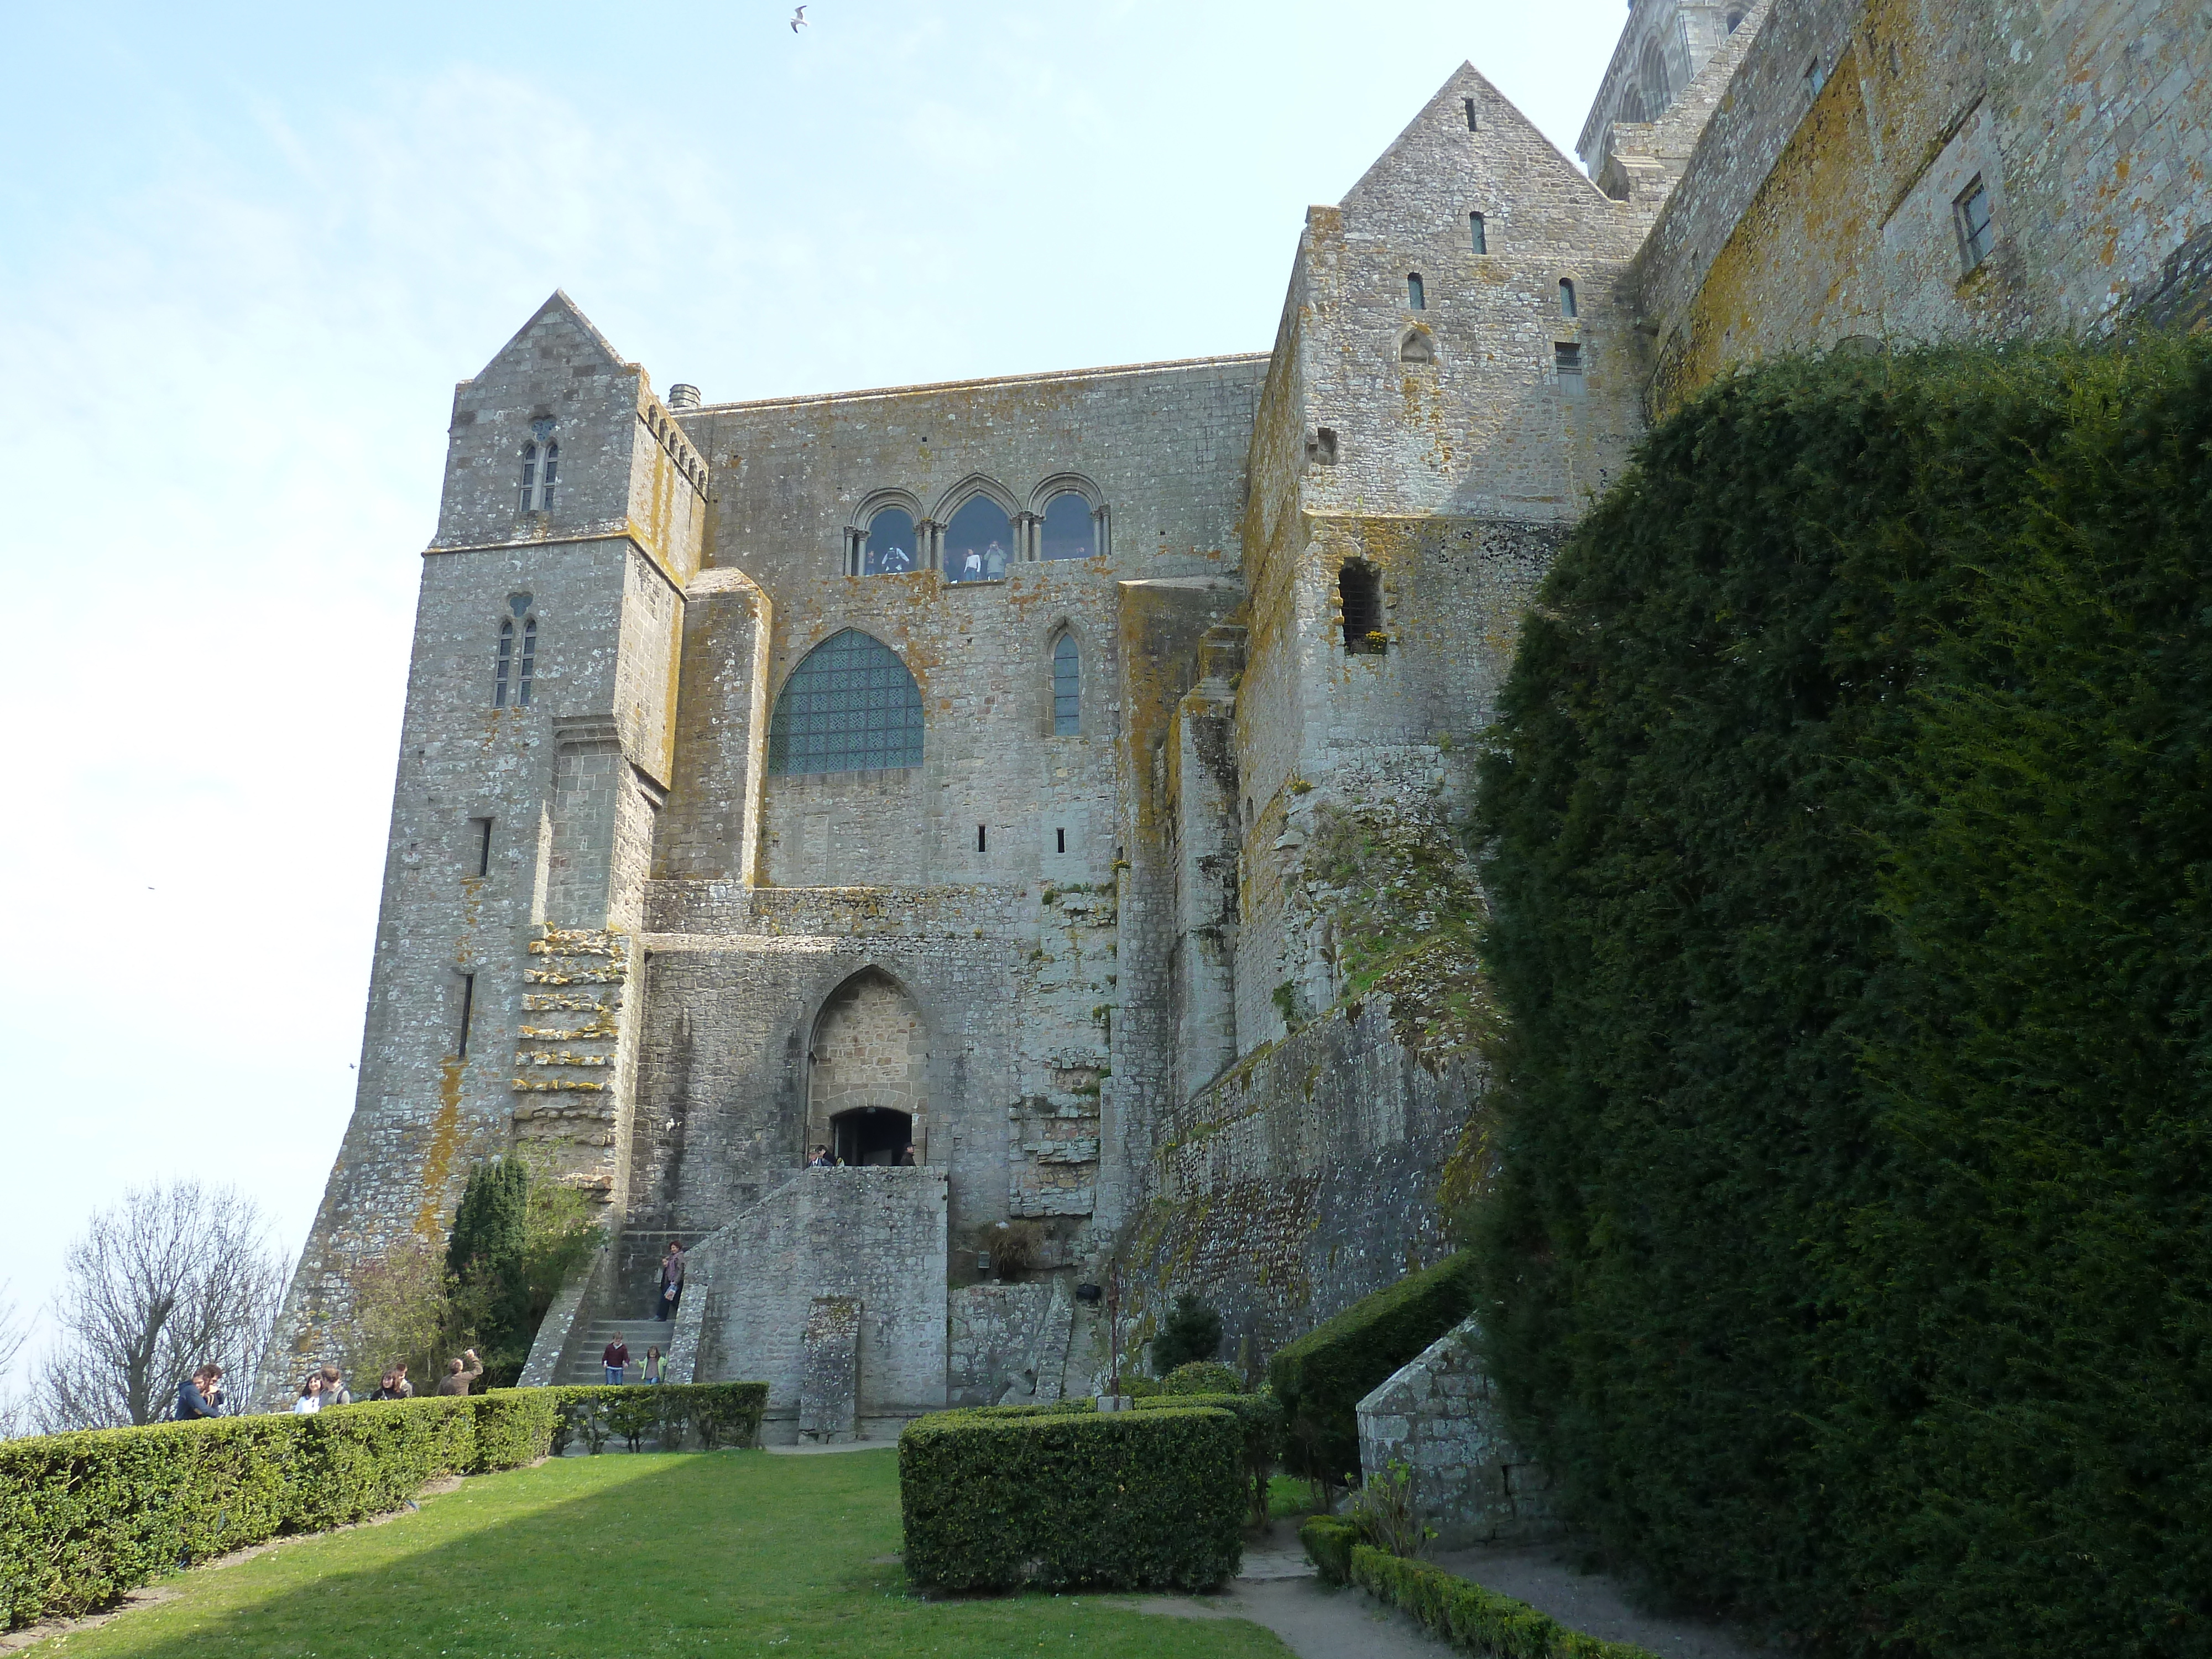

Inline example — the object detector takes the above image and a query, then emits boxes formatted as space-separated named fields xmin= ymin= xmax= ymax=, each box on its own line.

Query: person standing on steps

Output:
xmin=602 ymin=1334 xmax=629 ymax=1384
xmin=657 ymin=1240 xmax=686 ymax=1321
xmin=641 ymin=1345 xmax=664 ymax=1384
xmin=437 ymin=1348 xmax=483 ymax=1396
xmin=174 ymin=1364 xmax=223 ymax=1420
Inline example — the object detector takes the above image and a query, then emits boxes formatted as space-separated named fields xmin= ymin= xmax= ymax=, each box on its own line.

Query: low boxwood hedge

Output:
xmin=540 ymin=1383 xmax=767 ymax=1455
xmin=899 ymin=1405 xmax=1244 ymax=1592
xmin=0 ymin=1391 xmax=555 ymax=1630
xmin=1131 ymin=1390 xmax=1281 ymax=1526
xmin=1268 ymin=1253 xmax=1478 ymax=1483
xmin=1300 ymin=1517 xmax=1660 ymax=1659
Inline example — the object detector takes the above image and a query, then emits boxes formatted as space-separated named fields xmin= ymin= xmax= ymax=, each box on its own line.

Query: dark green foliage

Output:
xmin=1149 ymin=1294 xmax=1223 ymax=1375
xmin=1299 ymin=1515 xmax=1359 ymax=1583
xmin=1133 ymin=1389 xmax=1284 ymax=1526
xmin=898 ymin=1406 xmax=1244 ymax=1591
xmin=1158 ymin=1360 xmax=1244 ymax=1395
xmin=1267 ymin=1253 xmax=1478 ymax=1482
xmin=0 ymin=1393 xmax=553 ymax=1629
xmin=445 ymin=1159 xmax=603 ymax=1385
xmin=540 ymin=1383 xmax=767 ymax=1457
xmin=1473 ymin=338 xmax=2212 ymax=1656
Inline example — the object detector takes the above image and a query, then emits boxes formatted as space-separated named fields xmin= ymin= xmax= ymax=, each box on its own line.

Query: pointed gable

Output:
xmin=464 ymin=290 xmax=634 ymax=388
xmin=1338 ymin=62 xmax=1610 ymax=222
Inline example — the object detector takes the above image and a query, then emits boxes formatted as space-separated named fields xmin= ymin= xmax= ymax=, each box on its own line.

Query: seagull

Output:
xmin=790 ymin=4 xmax=806 ymax=29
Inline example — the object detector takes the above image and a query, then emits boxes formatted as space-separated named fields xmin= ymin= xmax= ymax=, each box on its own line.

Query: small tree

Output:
xmin=34 ymin=1183 xmax=287 ymax=1430
xmin=1150 ymin=1293 xmax=1224 ymax=1376
xmin=445 ymin=1157 xmax=602 ymax=1383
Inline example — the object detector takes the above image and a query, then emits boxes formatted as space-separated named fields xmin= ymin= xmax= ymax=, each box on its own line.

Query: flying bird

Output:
xmin=790 ymin=4 xmax=807 ymax=30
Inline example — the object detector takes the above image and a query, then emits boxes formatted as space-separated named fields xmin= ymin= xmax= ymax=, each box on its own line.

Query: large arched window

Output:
xmin=860 ymin=506 xmax=916 ymax=575
xmin=943 ymin=496 xmax=1013 ymax=582
xmin=768 ymin=629 xmax=924 ymax=774
xmin=1052 ymin=632 xmax=1081 ymax=735
xmin=1040 ymin=492 xmax=1095 ymax=561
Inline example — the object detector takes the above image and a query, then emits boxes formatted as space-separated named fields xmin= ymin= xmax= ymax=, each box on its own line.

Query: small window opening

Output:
xmin=1559 ymin=278 xmax=1578 ymax=318
xmin=1804 ymin=56 xmax=1827 ymax=97
xmin=1400 ymin=329 xmax=1434 ymax=364
xmin=1556 ymin=342 xmax=1585 ymax=397
xmin=1340 ymin=560 xmax=1384 ymax=654
xmin=1052 ymin=632 xmax=1081 ymax=735
xmin=1056 ymin=827 xmax=1067 ymax=854
xmin=1462 ymin=97 xmax=1478 ymax=131
xmin=456 ymin=973 xmax=476 ymax=1060
xmin=1306 ymin=426 xmax=1339 ymax=466
xmin=518 ymin=617 xmax=536 ymax=706
xmin=1470 ymin=212 xmax=1487 ymax=254
xmin=1725 ymin=7 xmax=1744 ymax=30
xmin=1406 ymin=272 xmax=1426 ymax=310
xmin=470 ymin=818 xmax=493 ymax=877
xmin=977 ymin=825 xmax=988 ymax=853
xmin=1955 ymin=178 xmax=1995 ymax=272
xmin=495 ymin=620 xmax=514 ymax=707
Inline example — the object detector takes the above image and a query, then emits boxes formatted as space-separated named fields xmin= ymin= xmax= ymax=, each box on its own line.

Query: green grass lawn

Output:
xmin=25 ymin=1449 xmax=1296 ymax=1659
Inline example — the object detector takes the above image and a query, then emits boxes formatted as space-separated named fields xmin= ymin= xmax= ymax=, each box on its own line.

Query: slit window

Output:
xmin=1340 ymin=560 xmax=1383 ymax=653
xmin=456 ymin=973 xmax=476 ymax=1060
xmin=1470 ymin=212 xmax=1487 ymax=254
xmin=1955 ymin=178 xmax=1994 ymax=272
xmin=1052 ymin=632 xmax=1081 ymax=735
xmin=1559 ymin=278 xmax=1577 ymax=317
xmin=977 ymin=825 xmax=988 ymax=853
xmin=469 ymin=818 xmax=493 ymax=877
xmin=1463 ymin=97 xmax=1478 ymax=131
xmin=1056 ymin=827 xmax=1066 ymax=853
xmin=1406 ymin=272 xmax=1426 ymax=310
xmin=1556 ymin=342 xmax=1585 ymax=397
xmin=517 ymin=617 xmax=536 ymax=706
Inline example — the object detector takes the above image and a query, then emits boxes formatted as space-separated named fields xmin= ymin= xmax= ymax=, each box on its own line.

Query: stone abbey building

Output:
xmin=263 ymin=0 xmax=2210 ymax=1436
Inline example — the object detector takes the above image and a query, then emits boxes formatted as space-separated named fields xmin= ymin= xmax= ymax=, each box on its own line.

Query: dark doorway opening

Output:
xmin=832 ymin=1106 xmax=914 ymax=1167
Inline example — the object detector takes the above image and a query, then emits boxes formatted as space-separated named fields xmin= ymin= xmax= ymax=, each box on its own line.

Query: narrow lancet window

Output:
xmin=1560 ymin=278 xmax=1577 ymax=317
xmin=1463 ymin=97 xmax=1478 ymax=131
xmin=517 ymin=617 xmax=536 ymax=706
xmin=1956 ymin=179 xmax=1994 ymax=271
xmin=1470 ymin=213 xmax=1488 ymax=254
xmin=1052 ymin=632 xmax=1080 ymax=735
xmin=456 ymin=973 xmax=476 ymax=1060
xmin=1406 ymin=272 xmax=1426 ymax=310
xmin=495 ymin=620 xmax=514 ymax=707
xmin=518 ymin=440 xmax=559 ymax=511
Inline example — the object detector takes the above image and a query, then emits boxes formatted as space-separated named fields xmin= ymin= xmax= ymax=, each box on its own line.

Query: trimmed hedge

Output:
xmin=540 ymin=1383 xmax=767 ymax=1455
xmin=1267 ymin=1253 xmax=1478 ymax=1481
xmin=899 ymin=1405 xmax=1244 ymax=1591
xmin=1473 ymin=338 xmax=2212 ymax=1654
xmin=1131 ymin=1390 xmax=1282 ymax=1525
xmin=0 ymin=1391 xmax=554 ymax=1630
xmin=1301 ymin=1518 xmax=1660 ymax=1659
xmin=1158 ymin=1361 xmax=1244 ymax=1396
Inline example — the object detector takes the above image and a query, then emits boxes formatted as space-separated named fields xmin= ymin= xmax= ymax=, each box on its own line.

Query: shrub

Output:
xmin=1150 ymin=1295 xmax=1223 ymax=1374
xmin=540 ymin=1383 xmax=766 ymax=1456
xmin=1131 ymin=1390 xmax=1282 ymax=1528
xmin=1159 ymin=1361 xmax=1243 ymax=1396
xmin=1348 ymin=1457 xmax=1433 ymax=1559
xmin=0 ymin=1393 xmax=551 ymax=1630
xmin=985 ymin=1220 xmax=1044 ymax=1279
xmin=899 ymin=1405 xmax=1244 ymax=1591
xmin=1474 ymin=338 xmax=2212 ymax=1654
xmin=1267 ymin=1253 xmax=1478 ymax=1484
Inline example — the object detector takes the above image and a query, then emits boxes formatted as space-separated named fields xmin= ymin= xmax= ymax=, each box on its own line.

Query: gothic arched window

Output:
xmin=1040 ymin=491 xmax=1095 ymax=561
xmin=519 ymin=440 xmax=558 ymax=512
xmin=944 ymin=496 xmax=1013 ymax=582
xmin=1406 ymin=272 xmax=1427 ymax=310
xmin=1052 ymin=632 xmax=1081 ymax=735
xmin=768 ymin=629 xmax=924 ymax=775
xmin=861 ymin=506 xmax=916 ymax=575
xmin=495 ymin=614 xmax=538 ymax=707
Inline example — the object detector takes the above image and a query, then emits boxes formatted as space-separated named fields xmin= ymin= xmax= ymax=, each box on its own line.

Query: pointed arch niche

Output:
xmin=806 ymin=968 xmax=926 ymax=1166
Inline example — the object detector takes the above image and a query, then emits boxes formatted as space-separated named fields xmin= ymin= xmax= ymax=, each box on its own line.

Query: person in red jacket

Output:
xmin=601 ymin=1335 xmax=628 ymax=1384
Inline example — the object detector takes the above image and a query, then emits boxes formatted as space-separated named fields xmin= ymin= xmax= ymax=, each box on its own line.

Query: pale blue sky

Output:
xmin=0 ymin=0 xmax=1628 ymax=1389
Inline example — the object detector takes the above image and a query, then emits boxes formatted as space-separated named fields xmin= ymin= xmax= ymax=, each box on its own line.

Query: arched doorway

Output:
xmin=832 ymin=1105 xmax=914 ymax=1166
xmin=807 ymin=968 xmax=925 ymax=1165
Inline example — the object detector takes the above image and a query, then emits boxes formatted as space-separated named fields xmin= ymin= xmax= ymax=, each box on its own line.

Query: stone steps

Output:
xmin=567 ymin=1317 xmax=674 ymax=1384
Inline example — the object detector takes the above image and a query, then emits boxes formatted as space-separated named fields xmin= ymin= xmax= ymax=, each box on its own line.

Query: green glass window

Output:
xmin=768 ymin=629 xmax=924 ymax=775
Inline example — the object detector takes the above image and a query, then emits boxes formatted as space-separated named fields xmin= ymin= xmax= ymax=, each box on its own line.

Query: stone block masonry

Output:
xmin=270 ymin=1 xmax=2210 ymax=1421
xmin=799 ymin=1296 xmax=862 ymax=1443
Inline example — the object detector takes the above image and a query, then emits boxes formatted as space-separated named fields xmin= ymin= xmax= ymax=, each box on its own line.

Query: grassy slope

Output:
xmin=25 ymin=1449 xmax=1295 ymax=1659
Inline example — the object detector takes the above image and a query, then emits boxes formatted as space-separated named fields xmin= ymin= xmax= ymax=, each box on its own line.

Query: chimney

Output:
xmin=666 ymin=384 xmax=701 ymax=410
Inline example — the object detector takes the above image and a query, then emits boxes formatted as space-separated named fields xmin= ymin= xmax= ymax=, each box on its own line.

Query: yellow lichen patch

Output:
xmin=512 ymin=1078 xmax=610 ymax=1093
xmin=414 ymin=1060 xmax=465 ymax=1235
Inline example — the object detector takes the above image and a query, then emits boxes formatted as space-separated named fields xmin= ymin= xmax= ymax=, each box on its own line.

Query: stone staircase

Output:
xmin=565 ymin=1317 xmax=673 ymax=1385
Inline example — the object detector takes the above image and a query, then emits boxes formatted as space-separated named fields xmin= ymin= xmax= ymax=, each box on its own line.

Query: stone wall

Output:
xmin=690 ymin=1166 xmax=947 ymax=1438
xmin=1357 ymin=1315 xmax=1557 ymax=1547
